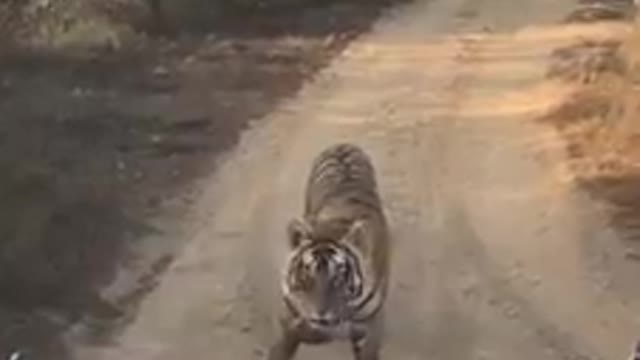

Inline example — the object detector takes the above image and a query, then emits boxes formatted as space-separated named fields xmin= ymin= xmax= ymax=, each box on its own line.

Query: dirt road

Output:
xmin=72 ymin=0 xmax=639 ymax=359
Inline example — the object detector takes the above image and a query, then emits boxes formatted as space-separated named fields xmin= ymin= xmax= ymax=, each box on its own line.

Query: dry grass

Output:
xmin=564 ymin=0 xmax=635 ymax=23
xmin=542 ymin=10 xmax=640 ymax=241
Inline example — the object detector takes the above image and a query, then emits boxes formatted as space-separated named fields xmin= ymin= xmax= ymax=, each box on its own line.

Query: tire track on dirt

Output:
xmin=433 ymin=13 xmax=639 ymax=360
xmin=429 ymin=22 xmax=598 ymax=360
xmin=399 ymin=10 xmax=598 ymax=360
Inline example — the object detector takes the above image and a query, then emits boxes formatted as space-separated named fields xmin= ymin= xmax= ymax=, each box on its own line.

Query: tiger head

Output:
xmin=282 ymin=218 xmax=374 ymax=330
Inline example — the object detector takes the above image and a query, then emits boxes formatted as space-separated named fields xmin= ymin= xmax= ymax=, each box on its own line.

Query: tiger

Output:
xmin=267 ymin=143 xmax=391 ymax=360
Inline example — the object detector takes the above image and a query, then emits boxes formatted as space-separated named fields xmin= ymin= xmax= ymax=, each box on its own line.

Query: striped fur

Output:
xmin=268 ymin=143 xmax=390 ymax=360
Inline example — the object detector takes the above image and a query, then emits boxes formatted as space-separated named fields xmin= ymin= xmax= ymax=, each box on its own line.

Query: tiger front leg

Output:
xmin=266 ymin=324 xmax=300 ymax=360
xmin=350 ymin=315 xmax=384 ymax=360
xmin=351 ymin=333 xmax=381 ymax=360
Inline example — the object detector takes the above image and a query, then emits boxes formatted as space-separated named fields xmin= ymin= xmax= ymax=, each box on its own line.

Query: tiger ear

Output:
xmin=287 ymin=218 xmax=311 ymax=249
xmin=343 ymin=220 xmax=368 ymax=251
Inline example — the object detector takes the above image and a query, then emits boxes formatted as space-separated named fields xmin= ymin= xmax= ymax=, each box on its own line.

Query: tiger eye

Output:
xmin=300 ymin=270 xmax=314 ymax=288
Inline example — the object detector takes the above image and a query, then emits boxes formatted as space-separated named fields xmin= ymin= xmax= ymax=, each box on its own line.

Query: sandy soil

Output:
xmin=69 ymin=0 xmax=640 ymax=359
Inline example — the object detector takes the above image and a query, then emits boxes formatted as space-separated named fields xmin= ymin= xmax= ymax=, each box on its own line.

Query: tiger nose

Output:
xmin=311 ymin=312 xmax=337 ymax=325
xmin=311 ymin=317 xmax=333 ymax=326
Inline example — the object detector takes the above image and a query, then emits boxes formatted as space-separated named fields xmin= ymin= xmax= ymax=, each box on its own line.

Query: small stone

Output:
xmin=482 ymin=25 xmax=493 ymax=33
xmin=509 ymin=267 xmax=522 ymax=280
xmin=150 ymin=134 xmax=163 ymax=143
xmin=504 ymin=303 xmax=520 ymax=319
xmin=71 ymin=87 xmax=84 ymax=97
xmin=205 ymin=33 xmax=217 ymax=42
xmin=152 ymin=65 xmax=170 ymax=78
xmin=116 ymin=160 xmax=126 ymax=171
xmin=182 ymin=55 xmax=196 ymax=66
xmin=253 ymin=348 xmax=266 ymax=357
xmin=461 ymin=284 xmax=478 ymax=299
xmin=240 ymin=323 xmax=252 ymax=333
xmin=324 ymin=34 xmax=336 ymax=46
xmin=625 ymin=250 xmax=640 ymax=261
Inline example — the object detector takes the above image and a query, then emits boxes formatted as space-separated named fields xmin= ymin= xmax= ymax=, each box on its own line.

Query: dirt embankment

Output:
xmin=540 ymin=0 xmax=640 ymax=252
xmin=0 ymin=1 xmax=406 ymax=359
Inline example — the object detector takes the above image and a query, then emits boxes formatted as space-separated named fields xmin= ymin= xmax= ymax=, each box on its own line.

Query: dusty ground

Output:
xmin=0 ymin=1 xmax=404 ymax=359
xmin=66 ymin=0 xmax=640 ymax=360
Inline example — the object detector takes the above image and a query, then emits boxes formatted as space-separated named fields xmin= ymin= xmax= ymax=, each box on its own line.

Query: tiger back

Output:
xmin=304 ymin=143 xmax=390 ymax=288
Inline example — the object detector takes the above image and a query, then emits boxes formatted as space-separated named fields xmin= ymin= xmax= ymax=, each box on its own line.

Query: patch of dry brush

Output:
xmin=543 ymin=0 xmax=640 ymax=242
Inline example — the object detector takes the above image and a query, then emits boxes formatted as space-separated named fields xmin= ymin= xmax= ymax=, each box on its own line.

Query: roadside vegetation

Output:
xmin=0 ymin=0 xmax=406 ymax=358
xmin=543 ymin=0 xmax=640 ymax=251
